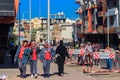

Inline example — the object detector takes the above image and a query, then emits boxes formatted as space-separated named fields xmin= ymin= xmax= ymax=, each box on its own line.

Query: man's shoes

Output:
xmin=43 ymin=74 xmax=47 ymax=78
xmin=58 ymin=72 xmax=64 ymax=77
xmin=20 ymin=75 xmax=27 ymax=78
xmin=43 ymin=74 xmax=50 ymax=78
xmin=46 ymin=74 xmax=50 ymax=78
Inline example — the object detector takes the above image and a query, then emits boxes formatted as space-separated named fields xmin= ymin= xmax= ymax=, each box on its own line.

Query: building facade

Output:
xmin=75 ymin=0 xmax=120 ymax=49
xmin=13 ymin=12 xmax=75 ymax=45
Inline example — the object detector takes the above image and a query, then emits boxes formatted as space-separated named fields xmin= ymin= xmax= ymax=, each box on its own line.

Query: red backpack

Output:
xmin=45 ymin=51 xmax=51 ymax=60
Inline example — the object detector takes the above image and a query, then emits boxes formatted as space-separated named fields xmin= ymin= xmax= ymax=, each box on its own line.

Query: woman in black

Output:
xmin=55 ymin=40 xmax=69 ymax=76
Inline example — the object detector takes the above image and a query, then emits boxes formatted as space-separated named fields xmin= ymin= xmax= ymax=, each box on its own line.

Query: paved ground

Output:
xmin=1 ymin=52 xmax=120 ymax=80
xmin=0 ymin=52 xmax=95 ymax=80
xmin=0 ymin=63 xmax=95 ymax=80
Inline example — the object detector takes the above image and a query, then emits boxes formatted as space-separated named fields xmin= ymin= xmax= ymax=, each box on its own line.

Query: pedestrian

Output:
xmin=29 ymin=41 xmax=40 ymax=78
xmin=14 ymin=40 xmax=30 ymax=78
xmin=77 ymin=44 xmax=85 ymax=65
xmin=55 ymin=40 xmax=70 ymax=76
xmin=105 ymin=46 xmax=112 ymax=70
xmin=85 ymin=42 xmax=93 ymax=64
xmin=9 ymin=46 xmax=16 ymax=66
xmin=39 ymin=42 xmax=55 ymax=78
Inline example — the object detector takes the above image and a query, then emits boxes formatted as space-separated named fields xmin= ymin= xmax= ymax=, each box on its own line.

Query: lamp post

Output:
xmin=29 ymin=0 xmax=32 ymax=41
xmin=106 ymin=6 xmax=110 ymax=47
xmin=39 ymin=0 xmax=41 ymax=18
xmin=19 ymin=2 xmax=21 ymax=45
xmin=47 ymin=0 xmax=50 ymax=45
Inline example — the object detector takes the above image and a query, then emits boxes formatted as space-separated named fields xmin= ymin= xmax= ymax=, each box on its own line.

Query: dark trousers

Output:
xmin=30 ymin=60 xmax=37 ymax=74
xmin=43 ymin=59 xmax=51 ymax=75
xmin=57 ymin=57 xmax=65 ymax=75
xmin=78 ymin=56 xmax=84 ymax=64
xmin=18 ymin=59 xmax=27 ymax=76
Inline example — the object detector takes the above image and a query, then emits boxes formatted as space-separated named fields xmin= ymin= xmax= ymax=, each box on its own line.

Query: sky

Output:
xmin=18 ymin=0 xmax=79 ymax=20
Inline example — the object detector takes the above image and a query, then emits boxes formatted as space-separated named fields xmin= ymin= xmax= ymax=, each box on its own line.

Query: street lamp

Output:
xmin=47 ymin=0 xmax=50 ymax=45
xmin=29 ymin=0 xmax=32 ymax=41
xmin=107 ymin=9 xmax=109 ymax=47
xmin=19 ymin=2 xmax=21 ymax=45
xmin=106 ymin=6 xmax=110 ymax=47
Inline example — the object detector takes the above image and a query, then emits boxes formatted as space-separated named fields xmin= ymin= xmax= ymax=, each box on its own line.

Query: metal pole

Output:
xmin=107 ymin=10 xmax=109 ymax=47
xmin=94 ymin=9 xmax=97 ymax=31
xmin=119 ymin=0 xmax=120 ymax=25
xmin=39 ymin=0 xmax=41 ymax=18
xmin=94 ymin=0 xmax=97 ymax=31
xmin=29 ymin=0 xmax=32 ymax=41
xmin=19 ymin=2 xmax=21 ymax=45
xmin=47 ymin=0 xmax=50 ymax=45
xmin=117 ymin=11 xmax=119 ymax=27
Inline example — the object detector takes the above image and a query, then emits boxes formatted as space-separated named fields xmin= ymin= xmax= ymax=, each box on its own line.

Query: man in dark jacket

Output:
xmin=55 ymin=40 xmax=70 ymax=76
xmin=9 ymin=46 xmax=16 ymax=66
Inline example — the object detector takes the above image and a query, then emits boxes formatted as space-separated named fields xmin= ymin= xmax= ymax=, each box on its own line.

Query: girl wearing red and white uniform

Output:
xmin=105 ymin=47 xmax=112 ymax=70
xmin=78 ymin=44 xmax=85 ymax=65
xmin=30 ymin=41 xmax=40 ymax=78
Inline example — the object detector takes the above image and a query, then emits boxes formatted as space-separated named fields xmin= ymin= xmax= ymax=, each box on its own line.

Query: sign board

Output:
xmin=73 ymin=49 xmax=80 ymax=55
xmin=105 ymin=8 xmax=118 ymax=16
xmin=93 ymin=52 xmax=115 ymax=59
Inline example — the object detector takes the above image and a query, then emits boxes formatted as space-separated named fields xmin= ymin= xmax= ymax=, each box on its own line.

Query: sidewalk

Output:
xmin=1 ymin=51 xmax=120 ymax=80
xmin=0 ymin=51 xmax=95 ymax=80
xmin=0 ymin=62 xmax=96 ymax=80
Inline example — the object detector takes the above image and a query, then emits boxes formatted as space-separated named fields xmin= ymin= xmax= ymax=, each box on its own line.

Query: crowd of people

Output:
xmin=9 ymin=39 xmax=118 ymax=79
xmin=11 ymin=40 xmax=70 ymax=79
xmin=69 ymin=42 xmax=116 ymax=70
xmin=77 ymin=42 xmax=100 ymax=65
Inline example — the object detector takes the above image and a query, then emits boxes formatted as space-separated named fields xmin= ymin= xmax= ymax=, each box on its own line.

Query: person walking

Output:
xmin=55 ymin=40 xmax=70 ymax=76
xmin=9 ymin=46 xmax=16 ymax=66
xmin=14 ymin=40 xmax=30 ymax=78
xmin=105 ymin=46 xmax=112 ymax=70
xmin=39 ymin=42 xmax=54 ymax=78
xmin=77 ymin=44 xmax=85 ymax=65
xmin=29 ymin=41 xmax=40 ymax=78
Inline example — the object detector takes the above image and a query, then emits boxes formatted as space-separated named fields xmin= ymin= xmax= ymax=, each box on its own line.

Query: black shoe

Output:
xmin=58 ymin=73 xmax=61 ymax=76
xmin=43 ymin=74 xmax=47 ymax=78
xmin=21 ymin=75 xmax=27 ymax=78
